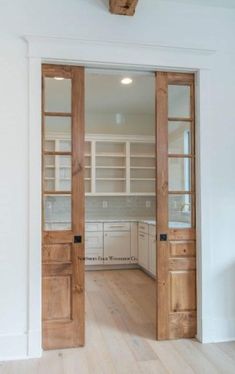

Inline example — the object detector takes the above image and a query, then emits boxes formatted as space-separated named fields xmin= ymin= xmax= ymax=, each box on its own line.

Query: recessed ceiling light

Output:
xmin=54 ymin=77 xmax=64 ymax=81
xmin=121 ymin=77 xmax=133 ymax=85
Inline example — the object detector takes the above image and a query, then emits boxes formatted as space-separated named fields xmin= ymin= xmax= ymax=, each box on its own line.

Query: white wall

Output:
xmin=0 ymin=0 xmax=235 ymax=359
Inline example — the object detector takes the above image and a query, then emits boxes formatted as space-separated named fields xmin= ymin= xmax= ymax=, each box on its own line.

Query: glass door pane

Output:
xmin=167 ymin=82 xmax=194 ymax=228
xmin=43 ymin=75 xmax=72 ymax=231
xmin=44 ymin=78 xmax=72 ymax=113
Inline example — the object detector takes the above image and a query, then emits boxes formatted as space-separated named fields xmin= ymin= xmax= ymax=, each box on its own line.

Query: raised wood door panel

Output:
xmin=42 ymin=64 xmax=85 ymax=350
xmin=156 ymin=72 xmax=196 ymax=340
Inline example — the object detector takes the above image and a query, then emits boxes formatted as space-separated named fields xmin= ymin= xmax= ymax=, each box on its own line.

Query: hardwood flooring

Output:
xmin=1 ymin=269 xmax=235 ymax=373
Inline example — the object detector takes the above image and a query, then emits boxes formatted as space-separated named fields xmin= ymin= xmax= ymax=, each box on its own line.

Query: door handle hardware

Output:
xmin=74 ymin=235 xmax=82 ymax=243
xmin=160 ymin=234 xmax=167 ymax=241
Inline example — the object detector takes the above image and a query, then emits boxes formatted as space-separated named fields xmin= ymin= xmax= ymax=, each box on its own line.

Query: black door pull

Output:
xmin=74 ymin=235 xmax=82 ymax=243
xmin=160 ymin=234 xmax=167 ymax=241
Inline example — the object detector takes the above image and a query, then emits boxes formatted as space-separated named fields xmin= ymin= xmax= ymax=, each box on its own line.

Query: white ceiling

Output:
xmin=85 ymin=71 xmax=155 ymax=115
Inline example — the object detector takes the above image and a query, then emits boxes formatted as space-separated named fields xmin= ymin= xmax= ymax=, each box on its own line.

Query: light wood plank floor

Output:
xmin=1 ymin=269 xmax=235 ymax=374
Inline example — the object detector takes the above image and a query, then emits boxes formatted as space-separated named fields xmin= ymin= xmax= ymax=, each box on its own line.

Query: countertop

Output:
xmin=86 ymin=219 xmax=190 ymax=228
xmin=86 ymin=218 xmax=156 ymax=224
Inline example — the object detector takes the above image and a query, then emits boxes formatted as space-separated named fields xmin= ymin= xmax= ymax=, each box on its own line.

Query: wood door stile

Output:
xmin=42 ymin=64 xmax=85 ymax=350
xmin=156 ymin=72 xmax=196 ymax=340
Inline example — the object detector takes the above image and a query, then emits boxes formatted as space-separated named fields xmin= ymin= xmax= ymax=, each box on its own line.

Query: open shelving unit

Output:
xmin=130 ymin=142 xmax=155 ymax=194
xmin=44 ymin=138 xmax=71 ymax=192
xmin=45 ymin=134 xmax=156 ymax=196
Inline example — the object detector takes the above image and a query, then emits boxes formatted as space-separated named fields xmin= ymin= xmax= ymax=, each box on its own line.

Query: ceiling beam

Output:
xmin=109 ymin=0 xmax=139 ymax=16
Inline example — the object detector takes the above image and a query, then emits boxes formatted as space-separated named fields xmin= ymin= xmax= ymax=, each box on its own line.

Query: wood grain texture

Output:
xmin=42 ymin=64 xmax=85 ymax=350
xmin=156 ymin=72 xmax=169 ymax=340
xmin=43 ymin=244 xmax=71 ymax=262
xmin=109 ymin=0 xmax=138 ymax=16
xmin=2 ymin=270 xmax=235 ymax=374
xmin=156 ymin=71 xmax=196 ymax=340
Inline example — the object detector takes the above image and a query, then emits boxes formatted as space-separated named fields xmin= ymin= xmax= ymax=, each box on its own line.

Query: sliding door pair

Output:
xmin=41 ymin=65 xmax=196 ymax=349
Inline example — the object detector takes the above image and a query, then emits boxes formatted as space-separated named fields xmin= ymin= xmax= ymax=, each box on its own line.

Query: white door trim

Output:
xmin=25 ymin=35 xmax=216 ymax=357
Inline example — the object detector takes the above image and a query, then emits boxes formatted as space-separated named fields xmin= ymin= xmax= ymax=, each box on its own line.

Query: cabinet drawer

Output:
xmin=85 ymin=248 xmax=103 ymax=265
xmin=86 ymin=222 xmax=103 ymax=232
xmin=85 ymin=232 xmax=103 ymax=249
xmin=149 ymin=224 xmax=156 ymax=237
xmin=138 ymin=222 xmax=148 ymax=234
xmin=104 ymin=222 xmax=130 ymax=231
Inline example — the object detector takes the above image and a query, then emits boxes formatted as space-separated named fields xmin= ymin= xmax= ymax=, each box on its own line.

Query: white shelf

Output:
xmin=45 ymin=136 xmax=156 ymax=196
xmin=131 ymin=178 xmax=155 ymax=181
xmin=85 ymin=192 xmax=155 ymax=197
xmin=96 ymin=166 xmax=126 ymax=169
xmin=96 ymin=153 xmax=125 ymax=157
xmin=131 ymin=166 xmax=155 ymax=169
xmin=96 ymin=178 xmax=125 ymax=181
xmin=131 ymin=154 xmax=155 ymax=158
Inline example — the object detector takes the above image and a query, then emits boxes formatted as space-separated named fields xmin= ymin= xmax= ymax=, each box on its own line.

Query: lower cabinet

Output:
xmin=104 ymin=231 xmax=131 ymax=265
xmin=138 ymin=231 xmax=149 ymax=269
xmin=85 ymin=227 xmax=103 ymax=265
xmin=138 ymin=223 xmax=156 ymax=277
xmin=85 ymin=220 xmax=156 ymax=275
xmin=148 ymin=235 xmax=156 ymax=276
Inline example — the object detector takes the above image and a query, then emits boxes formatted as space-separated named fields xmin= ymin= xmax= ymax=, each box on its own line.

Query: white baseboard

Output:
xmin=200 ymin=318 xmax=235 ymax=343
xmin=0 ymin=331 xmax=42 ymax=361
xmin=27 ymin=329 xmax=42 ymax=358
xmin=0 ymin=333 xmax=28 ymax=361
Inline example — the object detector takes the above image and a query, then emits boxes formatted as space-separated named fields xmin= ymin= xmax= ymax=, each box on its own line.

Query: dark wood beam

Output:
xmin=109 ymin=0 xmax=139 ymax=16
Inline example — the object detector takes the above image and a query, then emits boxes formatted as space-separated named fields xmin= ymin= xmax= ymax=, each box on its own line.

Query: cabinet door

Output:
xmin=138 ymin=232 xmax=148 ymax=269
xmin=149 ymin=235 xmax=156 ymax=276
xmin=104 ymin=231 xmax=131 ymax=264
xmin=85 ymin=232 xmax=103 ymax=265
xmin=131 ymin=222 xmax=138 ymax=263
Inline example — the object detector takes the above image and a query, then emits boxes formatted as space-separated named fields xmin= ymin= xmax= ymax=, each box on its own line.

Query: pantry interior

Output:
xmin=84 ymin=69 xmax=157 ymax=274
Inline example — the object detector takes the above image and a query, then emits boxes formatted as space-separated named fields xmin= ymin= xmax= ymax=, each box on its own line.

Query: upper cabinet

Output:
xmin=45 ymin=134 xmax=156 ymax=196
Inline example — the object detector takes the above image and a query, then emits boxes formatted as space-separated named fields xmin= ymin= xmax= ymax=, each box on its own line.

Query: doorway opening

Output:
xmin=84 ymin=68 xmax=157 ymax=343
xmin=41 ymin=65 xmax=196 ymax=350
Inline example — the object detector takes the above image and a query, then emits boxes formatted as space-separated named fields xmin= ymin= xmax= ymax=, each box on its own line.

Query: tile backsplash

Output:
xmin=85 ymin=196 xmax=156 ymax=220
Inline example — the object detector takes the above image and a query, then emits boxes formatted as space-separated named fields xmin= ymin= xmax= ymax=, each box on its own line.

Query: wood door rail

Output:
xmin=109 ymin=0 xmax=138 ymax=16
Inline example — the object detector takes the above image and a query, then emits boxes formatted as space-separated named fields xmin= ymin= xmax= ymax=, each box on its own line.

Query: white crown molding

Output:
xmin=23 ymin=35 xmax=216 ymax=71
xmin=24 ymin=35 xmax=216 ymax=56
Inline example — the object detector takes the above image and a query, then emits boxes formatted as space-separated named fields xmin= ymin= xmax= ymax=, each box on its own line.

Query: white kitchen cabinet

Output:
xmin=131 ymin=222 xmax=138 ymax=263
xmin=138 ymin=231 xmax=149 ymax=269
xmin=138 ymin=222 xmax=149 ymax=234
xmin=104 ymin=231 xmax=131 ymax=265
xmin=104 ymin=222 xmax=130 ymax=231
xmin=85 ymin=224 xmax=103 ymax=265
xmin=138 ymin=222 xmax=156 ymax=277
xmin=86 ymin=222 xmax=103 ymax=232
xmin=148 ymin=235 xmax=156 ymax=276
